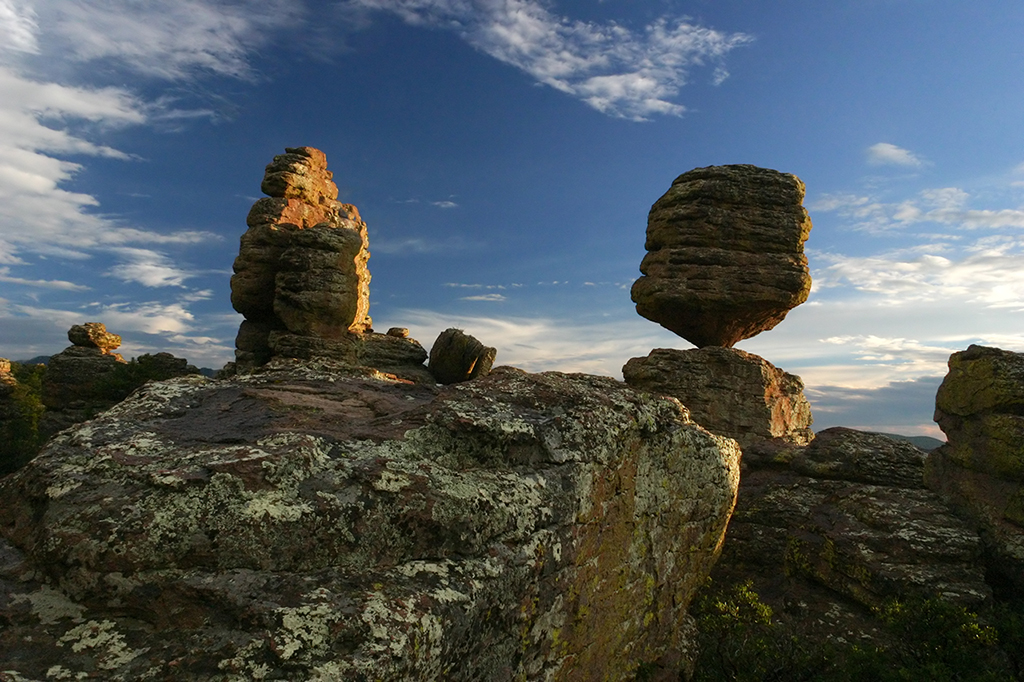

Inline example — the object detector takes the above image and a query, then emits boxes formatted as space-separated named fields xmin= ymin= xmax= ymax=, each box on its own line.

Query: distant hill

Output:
xmin=873 ymin=432 xmax=945 ymax=451
xmin=16 ymin=356 xmax=52 ymax=366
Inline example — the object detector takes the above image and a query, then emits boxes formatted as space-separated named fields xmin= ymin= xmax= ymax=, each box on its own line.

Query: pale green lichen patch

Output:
xmin=57 ymin=620 xmax=146 ymax=670
xmin=12 ymin=585 xmax=85 ymax=625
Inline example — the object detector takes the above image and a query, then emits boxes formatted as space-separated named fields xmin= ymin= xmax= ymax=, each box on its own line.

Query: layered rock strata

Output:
xmin=428 ymin=328 xmax=497 ymax=385
xmin=709 ymin=428 xmax=990 ymax=648
xmin=631 ymin=165 xmax=812 ymax=348
xmin=623 ymin=347 xmax=813 ymax=448
xmin=0 ymin=361 xmax=740 ymax=680
xmin=230 ymin=147 xmax=372 ymax=370
xmin=927 ymin=345 xmax=1024 ymax=595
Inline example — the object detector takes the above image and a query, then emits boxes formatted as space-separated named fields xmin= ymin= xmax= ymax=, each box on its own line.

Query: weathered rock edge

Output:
xmin=0 ymin=361 xmax=740 ymax=681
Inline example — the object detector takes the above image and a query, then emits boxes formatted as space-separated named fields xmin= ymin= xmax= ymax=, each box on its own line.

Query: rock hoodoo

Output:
xmin=0 ymin=362 xmax=740 ymax=679
xmin=927 ymin=344 xmax=1024 ymax=595
xmin=230 ymin=147 xmax=372 ymax=370
xmin=229 ymin=148 xmax=444 ymax=384
xmin=631 ymin=164 xmax=812 ymax=348
xmin=623 ymin=346 xmax=813 ymax=447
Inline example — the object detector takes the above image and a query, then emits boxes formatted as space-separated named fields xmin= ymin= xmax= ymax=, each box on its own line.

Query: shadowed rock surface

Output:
xmin=709 ymin=428 xmax=990 ymax=649
xmin=0 ymin=360 xmax=739 ymax=680
xmin=623 ymin=346 xmax=813 ymax=448
xmin=428 ymin=328 xmax=497 ymax=385
xmin=927 ymin=345 xmax=1024 ymax=596
xmin=631 ymin=165 xmax=812 ymax=348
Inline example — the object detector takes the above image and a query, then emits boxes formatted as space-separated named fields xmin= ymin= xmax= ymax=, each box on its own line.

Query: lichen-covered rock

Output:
xmin=708 ymin=428 xmax=989 ymax=650
xmin=631 ymin=165 xmax=812 ymax=348
xmin=0 ymin=362 xmax=739 ymax=680
xmin=623 ymin=346 xmax=813 ymax=448
xmin=428 ymin=328 xmax=497 ymax=385
xmin=230 ymin=147 xmax=372 ymax=370
xmin=927 ymin=345 xmax=1024 ymax=596
xmin=934 ymin=344 xmax=1024 ymax=481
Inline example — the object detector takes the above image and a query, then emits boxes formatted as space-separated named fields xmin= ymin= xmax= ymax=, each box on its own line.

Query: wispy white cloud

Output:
xmin=0 ymin=0 xmax=38 ymax=54
xmin=866 ymin=142 xmax=924 ymax=167
xmin=36 ymin=0 xmax=305 ymax=81
xmin=812 ymin=186 xmax=1024 ymax=234
xmin=815 ymin=237 xmax=1024 ymax=309
xmin=105 ymin=247 xmax=195 ymax=288
xmin=0 ymin=266 xmax=90 ymax=290
xmin=431 ymin=199 xmax=458 ymax=208
xmin=460 ymin=293 xmax=506 ymax=301
xmin=350 ymin=0 xmax=751 ymax=120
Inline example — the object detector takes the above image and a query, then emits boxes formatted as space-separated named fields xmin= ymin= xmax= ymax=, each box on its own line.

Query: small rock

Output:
xmin=386 ymin=327 xmax=409 ymax=338
xmin=428 ymin=328 xmax=497 ymax=385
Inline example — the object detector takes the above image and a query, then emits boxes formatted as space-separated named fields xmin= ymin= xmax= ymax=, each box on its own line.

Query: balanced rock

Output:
xmin=67 ymin=321 xmax=122 ymax=354
xmin=927 ymin=345 xmax=1024 ymax=595
xmin=230 ymin=147 xmax=372 ymax=369
xmin=623 ymin=347 xmax=813 ymax=448
xmin=428 ymin=328 xmax=497 ymax=385
xmin=0 ymin=363 xmax=740 ymax=680
xmin=631 ymin=165 xmax=812 ymax=348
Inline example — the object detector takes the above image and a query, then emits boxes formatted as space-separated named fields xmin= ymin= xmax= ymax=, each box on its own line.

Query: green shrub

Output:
xmin=1 ymin=363 xmax=47 ymax=475
xmin=690 ymin=579 xmax=1017 ymax=682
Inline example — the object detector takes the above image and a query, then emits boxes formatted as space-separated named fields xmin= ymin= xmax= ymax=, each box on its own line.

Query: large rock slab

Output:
xmin=623 ymin=346 xmax=813 ymax=448
xmin=0 ymin=361 xmax=740 ymax=680
xmin=631 ymin=165 xmax=812 ymax=348
xmin=709 ymin=428 xmax=990 ymax=649
xmin=928 ymin=344 xmax=1024 ymax=596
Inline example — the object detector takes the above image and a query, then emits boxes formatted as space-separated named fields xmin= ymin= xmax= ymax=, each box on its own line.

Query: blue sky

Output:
xmin=1 ymin=0 xmax=1023 ymax=436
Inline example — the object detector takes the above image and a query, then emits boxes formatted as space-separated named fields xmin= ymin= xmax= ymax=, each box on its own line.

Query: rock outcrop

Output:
xmin=0 ymin=360 xmax=740 ymax=680
xmin=39 ymin=323 xmax=130 ymax=438
xmin=631 ymin=165 xmax=812 ymax=348
xmin=927 ymin=345 xmax=1024 ymax=596
xmin=230 ymin=147 xmax=372 ymax=370
xmin=623 ymin=347 xmax=813 ymax=448
xmin=228 ymin=147 xmax=437 ymax=383
xmin=428 ymin=328 xmax=497 ymax=385
xmin=38 ymin=325 xmax=201 ymax=441
xmin=709 ymin=428 xmax=990 ymax=647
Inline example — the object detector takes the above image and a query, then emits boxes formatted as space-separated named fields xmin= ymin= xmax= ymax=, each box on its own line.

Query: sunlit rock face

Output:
xmin=927 ymin=344 xmax=1024 ymax=595
xmin=230 ymin=147 xmax=372 ymax=370
xmin=0 ymin=362 xmax=739 ymax=680
xmin=623 ymin=346 xmax=813 ymax=448
xmin=631 ymin=164 xmax=812 ymax=348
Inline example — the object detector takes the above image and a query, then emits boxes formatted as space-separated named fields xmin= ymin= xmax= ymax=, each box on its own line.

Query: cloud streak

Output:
xmin=866 ymin=142 xmax=924 ymax=167
xmin=350 ymin=0 xmax=751 ymax=120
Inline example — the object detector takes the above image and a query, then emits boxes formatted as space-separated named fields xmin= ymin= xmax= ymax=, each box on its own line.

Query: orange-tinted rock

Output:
xmin=631 ymin=165 xmax=812 ymax=348
xmin=67 ymin=322 xmax=121 ymax=354
xmin=230 ymin=147 xmax=372 ymax=369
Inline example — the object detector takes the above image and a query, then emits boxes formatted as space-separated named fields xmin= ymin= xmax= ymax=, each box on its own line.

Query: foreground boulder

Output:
xmin=428 ymin=328 xmax=497 ymax=385
xmin=927 ymin=345 xmax=1024 ymax=595
xmin=631 ymin=165 xmax=812 ymax=348
xmin=623 ymin=347 xmax=813 ymax=448
xmin=0 ymin=362 xmax=739 ymax=680
xmin=709 ymin=428 xmax=989 ymax=647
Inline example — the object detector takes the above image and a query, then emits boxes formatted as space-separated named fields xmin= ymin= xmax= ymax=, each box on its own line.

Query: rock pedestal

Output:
xmin=926 ymin=344 xmax=1024 ymax=595
xmin=623 ymin=347 xmax=813 ymax=448
xmin=631 ymin=165 xmax=812 ymax=348
xmin=0 ymin=364 xmax=740 ymax=680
